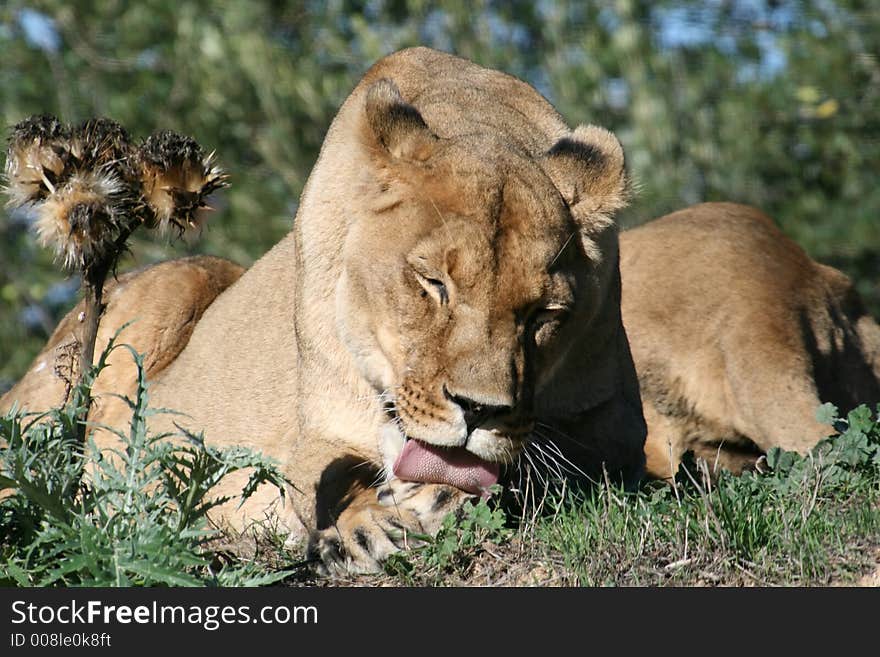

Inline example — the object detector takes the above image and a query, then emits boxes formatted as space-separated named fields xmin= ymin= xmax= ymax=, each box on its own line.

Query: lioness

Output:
xmin=2 ymin=47 xmax=647 ymax=574
xmin=620 ymin=202 xmax=880 ymax=478
xmin=12 ymin=202 xmax=878 ymax=486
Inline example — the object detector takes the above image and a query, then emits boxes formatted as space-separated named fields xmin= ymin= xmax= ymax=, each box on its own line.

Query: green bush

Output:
xmin=0 ymin=334 xmax=291 ymax=587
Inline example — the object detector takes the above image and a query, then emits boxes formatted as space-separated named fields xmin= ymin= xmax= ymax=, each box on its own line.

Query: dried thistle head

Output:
xmin=69 ymin=117 xmax=136 ymax=174
xmin=4 ymin=115 xmax=228 ymax=272
xmin=137 ymin=130 xmax=228 ymax=235
xmin=5 ymin=116 xmax=141 ymax=271
xmin=36 ymin=169 xmax=131 ymax=270
xmin=4 ymin=114 xmax=71 ymax=206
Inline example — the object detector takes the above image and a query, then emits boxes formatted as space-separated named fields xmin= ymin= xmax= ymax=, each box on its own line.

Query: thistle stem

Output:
xmin=74 ymin=223 xmax=136 ymax=446
xmin=79 ymin=270 xmax=107 ymax=377
xmin=74 ymin=260 xmax=109 ymax=446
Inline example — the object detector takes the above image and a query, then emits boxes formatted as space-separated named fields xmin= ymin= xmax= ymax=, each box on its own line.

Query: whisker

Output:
xmin=522 ymin=448 xmax=548 ymax=491
xmin=531 ymin=442 xmax=565 ymax=482
xmin=534 ymin=421 xmax=584 ymax=447
xmin=520 ymin=450 xmax=554 ymax=522
xmin=428 ymin=196 xmax=458 ymax=251
xmin=534 ymin=432 xmax=594 ymax=481
xmin=371 ymin=467 xmax=388 ymax=488
xmin=513 ymin=455 xmax=539 ymax=523
xmin=549 ymin=231 xmax=576 ymax=267
xmin=303 ymin=390 xmax=391 ymax=405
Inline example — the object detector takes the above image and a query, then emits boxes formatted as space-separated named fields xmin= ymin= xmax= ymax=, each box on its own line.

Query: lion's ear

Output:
xmin=364 ymin=78 xmax=437 ymax=162
xmin=543 ymin=125 xmax=628 ymax=220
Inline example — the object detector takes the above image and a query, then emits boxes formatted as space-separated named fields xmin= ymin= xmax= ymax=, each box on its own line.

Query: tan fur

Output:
xmin=620 ymin=202 xmax=880 ymax=478
xmin=0 ymin=255 xmax=245 ymax=416
xmin=1 ymin=48 xmax=646 ymax=574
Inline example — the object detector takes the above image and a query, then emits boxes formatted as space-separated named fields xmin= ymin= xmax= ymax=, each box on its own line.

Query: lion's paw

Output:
xmin=308 ymin=480 xmax=472 ymax=576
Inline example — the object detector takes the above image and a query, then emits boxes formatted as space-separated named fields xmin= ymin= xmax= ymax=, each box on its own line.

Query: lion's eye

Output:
xmin=413 ymin=270 xmax=449 ymax=305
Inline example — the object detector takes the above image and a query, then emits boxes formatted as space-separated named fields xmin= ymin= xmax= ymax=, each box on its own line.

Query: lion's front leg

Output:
xmin=308 ymin=479 xmax=472 ymax=576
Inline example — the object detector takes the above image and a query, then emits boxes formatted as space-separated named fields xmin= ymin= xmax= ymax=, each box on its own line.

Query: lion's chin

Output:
xmin=392 ymin=439 xmax=500 ymax=497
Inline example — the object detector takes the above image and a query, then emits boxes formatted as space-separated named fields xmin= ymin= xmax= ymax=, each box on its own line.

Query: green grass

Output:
xmin=367 ymin=404 xmax=880 ymax=587
xmin=536 ymin=435 xmax=880 ymax=586
xmin=0 ymin=334 xmax=295 ymax=586
xmin=2 ymin=339 xmax=878 ymax=587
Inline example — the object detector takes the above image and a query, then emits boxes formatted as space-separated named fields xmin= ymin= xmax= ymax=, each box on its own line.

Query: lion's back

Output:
xmin=620 ymin=202 xmax=879 ymax=385
xmin=620 ymin=202 xmax=880 ymax=476
xmin=0 ymin=255 xmax=244 ymax=416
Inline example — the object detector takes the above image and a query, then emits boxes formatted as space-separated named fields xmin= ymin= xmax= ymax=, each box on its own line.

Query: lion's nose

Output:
xmin=444 ymin=388 xmax=513 ymax=433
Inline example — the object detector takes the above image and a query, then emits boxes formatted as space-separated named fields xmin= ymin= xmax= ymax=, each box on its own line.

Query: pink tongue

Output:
xmin=393 ymin=440 xmax=500 ymax=496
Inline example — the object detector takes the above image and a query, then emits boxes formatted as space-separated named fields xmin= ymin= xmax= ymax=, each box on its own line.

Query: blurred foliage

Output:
xmin=1 ymin=0 xmax=878 ymax=390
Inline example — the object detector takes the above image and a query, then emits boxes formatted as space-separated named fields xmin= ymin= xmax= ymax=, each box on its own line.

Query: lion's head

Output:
xmin=334 ymin=79 xmax=629 ymax=493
